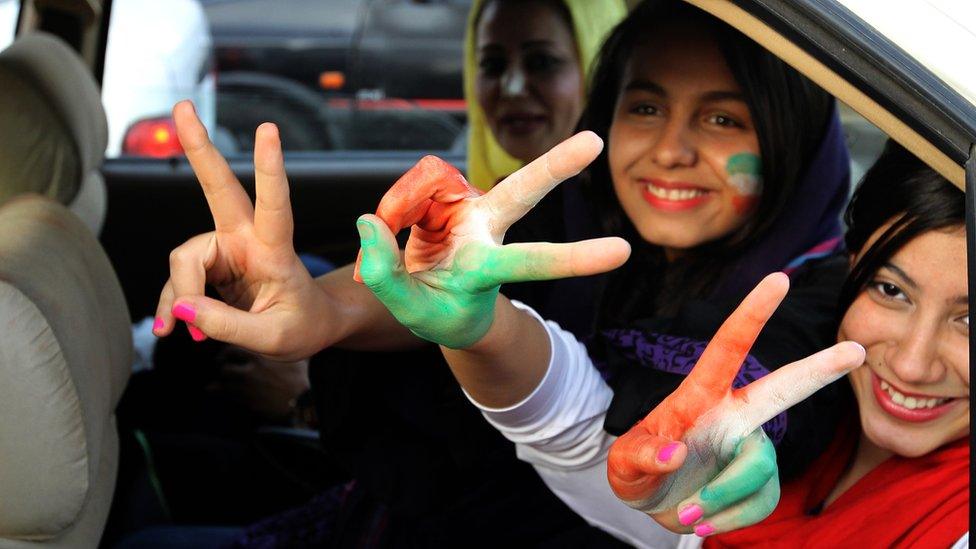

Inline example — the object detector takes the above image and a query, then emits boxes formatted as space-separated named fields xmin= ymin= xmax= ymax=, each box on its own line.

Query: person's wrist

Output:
xmin=461 ymin=294 xmax=514 ymax=354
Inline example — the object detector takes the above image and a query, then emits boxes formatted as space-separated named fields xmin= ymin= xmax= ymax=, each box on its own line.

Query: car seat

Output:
xmin=0 ymin=195 xmax=131 ymax=548
xmin=0 ymin=32 xmax=109 ymax=235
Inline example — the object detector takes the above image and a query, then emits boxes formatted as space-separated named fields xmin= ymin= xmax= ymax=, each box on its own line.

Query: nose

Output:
xmin=885 ymin=318 xmax=946 ymax=385
xmin=500 ymin=62 xmax=527 ymax=97
xmin=650 ymin=119 xmax=696 ymax=168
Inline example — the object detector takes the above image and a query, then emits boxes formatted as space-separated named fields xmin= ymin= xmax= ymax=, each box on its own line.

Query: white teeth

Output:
xmin=880 ymin=379 xmax=949 ymax=410
xmin=645 ymin=184 xmax=705 ymax=201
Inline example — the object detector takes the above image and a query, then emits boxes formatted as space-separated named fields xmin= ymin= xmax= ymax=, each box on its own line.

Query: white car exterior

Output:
xmin=101 ymin=0 xmax=216 ymax=156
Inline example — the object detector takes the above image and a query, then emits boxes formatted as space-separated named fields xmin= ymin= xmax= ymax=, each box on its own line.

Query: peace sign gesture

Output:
xmin=607 ymin=273 xmax=865 ymax=536
xmin=153 ymin=101 xmax=334 ymax=360
xmin=355 ymin=131 xmax=630 ymax=349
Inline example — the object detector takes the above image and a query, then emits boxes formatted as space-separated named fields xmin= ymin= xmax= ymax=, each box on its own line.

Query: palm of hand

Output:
xmin=354 ymin=132 xmax=630 ymax=349
xmin=607 ymin=274 xmax=865 ymax=535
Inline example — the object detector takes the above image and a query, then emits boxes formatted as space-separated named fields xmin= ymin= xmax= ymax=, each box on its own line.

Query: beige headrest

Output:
xmin=0 ymin=196 xmax=130 ymax=541
xmin=0 ymin=33 xmax=108 ymax=234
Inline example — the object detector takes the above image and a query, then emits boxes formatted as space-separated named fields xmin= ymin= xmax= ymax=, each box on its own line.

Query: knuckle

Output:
xmin=169 ymin=246 xmax=195 ymax=270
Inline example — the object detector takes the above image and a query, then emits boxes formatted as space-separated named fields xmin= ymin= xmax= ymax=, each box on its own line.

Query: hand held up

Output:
xmin=355 ymin=132 xmax=631 ymax=349
xmin=153 ymin=100 xmax=330 ymax=361
xmin=607 ymin=273 xmax=865 ymax=536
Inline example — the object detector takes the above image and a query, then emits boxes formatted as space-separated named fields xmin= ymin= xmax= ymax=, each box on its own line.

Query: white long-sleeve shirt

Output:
xmin=464 ymin=301 xmax=694 ymax=549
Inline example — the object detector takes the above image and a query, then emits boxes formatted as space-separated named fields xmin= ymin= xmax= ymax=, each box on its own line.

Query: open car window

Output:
xmin=101 ymin=0 xmax=470 ymax=159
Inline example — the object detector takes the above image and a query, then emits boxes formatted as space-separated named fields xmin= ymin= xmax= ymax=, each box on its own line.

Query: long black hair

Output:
xmin=580 ymin=0 xmax=834 ymax=323
xmin=839 ymin=141 xmax=965 ymax=316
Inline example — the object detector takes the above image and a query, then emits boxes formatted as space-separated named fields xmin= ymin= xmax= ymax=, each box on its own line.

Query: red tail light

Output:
xmin=122 ymin=117 xmax=184 ymax=158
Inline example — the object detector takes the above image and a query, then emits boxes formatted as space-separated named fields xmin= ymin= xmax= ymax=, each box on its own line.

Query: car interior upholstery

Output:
xmin=0 ymin=31 xmax=109 ymax=234
xmin=0 ymin=195 xmax=131 ymax=548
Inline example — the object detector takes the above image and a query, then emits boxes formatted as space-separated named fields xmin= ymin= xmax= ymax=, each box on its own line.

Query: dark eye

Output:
xmin=478 ymin=56 xmax=506 ymax=78
xmin=631 ymin=103 xmax=659 ymax=116
xmin=870 ymin=280 xmax=908 ymax=302
xmin=706 ymin=114 xmax=742 ymax=128
xmin=523 ymin=52 xmax=562 ymax=73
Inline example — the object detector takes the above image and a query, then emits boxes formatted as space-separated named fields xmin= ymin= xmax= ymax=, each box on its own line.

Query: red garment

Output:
xmin=706 ymin=420 xmax=969 ymax=548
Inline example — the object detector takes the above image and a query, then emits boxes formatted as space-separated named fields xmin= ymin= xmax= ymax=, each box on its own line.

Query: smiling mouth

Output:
xmin=639 ymin=180 xmax=712 ymax=212
xmin=644 ymin=184 xmax=708 ymax=201
xmin=871 ymin=372 xmax=962 ymax=422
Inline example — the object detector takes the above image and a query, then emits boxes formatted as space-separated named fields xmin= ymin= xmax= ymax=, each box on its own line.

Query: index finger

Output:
xmin=173 ymin=100 xmax=254 ymax=232
xmin=374 ymin=155 xmax=477 ymax=234
xmin=682 ymin=273 xmax=790 ymax=397
xmin=480 ymin=131 xmax=603 ymax=233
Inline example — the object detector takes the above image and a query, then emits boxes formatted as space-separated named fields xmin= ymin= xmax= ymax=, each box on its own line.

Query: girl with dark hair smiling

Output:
xmin=702 ymin=141 xmax=969 ymax=547
xmin=153 ymin=0 xmax=861 ymax=545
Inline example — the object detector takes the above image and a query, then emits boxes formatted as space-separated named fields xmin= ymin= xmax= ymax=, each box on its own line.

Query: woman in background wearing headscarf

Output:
xmin=464 ymin=0 xmax=626 ymax=190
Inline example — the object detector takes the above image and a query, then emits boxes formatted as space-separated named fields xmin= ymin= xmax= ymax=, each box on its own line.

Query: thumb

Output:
xmin=608 ymin=431 xmax=687 ymax=508
xmin=356 ymin=214 xmax=414 ymax=309
xmin=171 ymin=295 xmax=284 ymax=354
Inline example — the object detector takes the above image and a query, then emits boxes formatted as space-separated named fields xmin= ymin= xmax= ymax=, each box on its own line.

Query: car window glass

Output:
xmin=102 ymin=0 xmax=470 ymax=159
xmin=839 ymin=102 xmax=887 ymax=191
xmin=0 ymin=0 xmax=17 ymax=51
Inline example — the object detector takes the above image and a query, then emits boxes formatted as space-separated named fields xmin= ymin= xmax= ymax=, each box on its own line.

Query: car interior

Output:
xmin=0 ymin=0 xmax=971 ymax=546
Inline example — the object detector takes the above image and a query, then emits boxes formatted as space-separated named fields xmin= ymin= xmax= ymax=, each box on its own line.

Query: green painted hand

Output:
xmin=355 ymin=131 xmax=630 ymax=349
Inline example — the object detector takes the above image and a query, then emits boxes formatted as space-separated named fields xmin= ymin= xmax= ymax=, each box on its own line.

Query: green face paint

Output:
xmin=726 ymin=153 xmax=763 ymax=197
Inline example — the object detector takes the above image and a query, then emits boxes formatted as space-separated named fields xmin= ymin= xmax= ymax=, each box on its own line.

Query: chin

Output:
xmin=635 ymin=226 xmax=701 ymax=250
xmin=860 ymin=407 xmax=965 ymax=458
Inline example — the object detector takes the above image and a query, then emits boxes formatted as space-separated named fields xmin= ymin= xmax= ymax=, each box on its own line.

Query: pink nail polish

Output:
xmin=678 ymin=504 xmax=703 ymax=526
xmin=172 ymin=303 xmax=197 ymax=323
xmin=153 ymin=317 xmax=164 ymax=331
xmin=187 ymin=325 xmax=206 ymax=342
xmin=694 ymin=523 xmax=715 ymax=537
xmin=657 ymin=442 xmax=680 ymax=463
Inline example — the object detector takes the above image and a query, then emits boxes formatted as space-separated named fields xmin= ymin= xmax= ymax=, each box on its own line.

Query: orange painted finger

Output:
xmin=681 ymin=273 xmax=790 ymax=399
xmin=607 ymin=429 xmax=687 ymax=506
xmin=374 ymin=155 xmax=477 ymax=233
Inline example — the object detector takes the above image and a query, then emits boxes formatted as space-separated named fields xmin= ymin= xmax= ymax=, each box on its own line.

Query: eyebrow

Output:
xmin=881 ymin=262 xmax=969 ymax=305
xmin=881 ymin=262 xmax=918 ymax=290
xmin=622 ymin=79 xmax=746 ymax=103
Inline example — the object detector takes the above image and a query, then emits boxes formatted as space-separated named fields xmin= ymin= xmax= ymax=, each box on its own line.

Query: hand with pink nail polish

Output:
xmin=607 ymin=273 xmax=866 ymax=536
xmin=152 ymin=101 xmax=351 ymax=360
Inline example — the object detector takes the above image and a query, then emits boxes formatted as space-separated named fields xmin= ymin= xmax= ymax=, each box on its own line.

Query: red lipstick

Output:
xmin=871 ymin=372 xmax=962 ymax=423
xmin=639 ymin=179 xmax=711 ymax=212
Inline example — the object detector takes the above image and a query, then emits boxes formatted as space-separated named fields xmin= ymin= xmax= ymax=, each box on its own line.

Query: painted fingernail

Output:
xmin=187 ymin=324 xmax=207 ymax=342
xmin=172 ymin=303 xmax=197 ymax=323
xmin=356 ymin=219 xmax=375 ymax=244
xmin=694 ymin=523 xmax=715 ymax=537
xmin=657 ymin=442 xmax=680 ymax=463
xmin=678 ymin=504 xmax=703 ymax=526
xmin=153 ymin=316 xmax=164 ymax=331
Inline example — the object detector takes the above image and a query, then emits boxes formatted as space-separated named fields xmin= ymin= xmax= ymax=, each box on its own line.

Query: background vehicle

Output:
xmin=201 ymin=0 xmax=469 ymax=152
xmin=102 ymin=0 xmax=217 ymax=158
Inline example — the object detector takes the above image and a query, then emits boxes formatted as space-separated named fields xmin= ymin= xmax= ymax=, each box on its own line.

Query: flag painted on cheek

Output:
xmin=726 ymin=153 xmax=762 ymax=215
